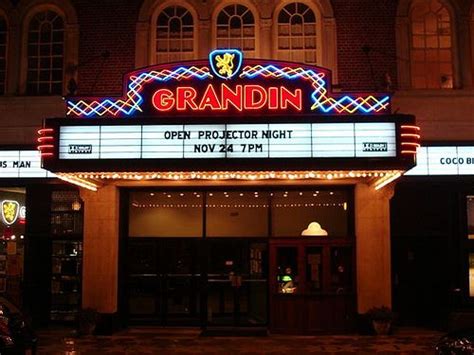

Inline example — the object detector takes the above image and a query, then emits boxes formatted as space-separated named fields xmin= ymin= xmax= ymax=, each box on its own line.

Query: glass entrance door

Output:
xmin=206 ymin=239 xmax=267 ymax=326
xmin=126 ymin=238 xmax=201 ymax=325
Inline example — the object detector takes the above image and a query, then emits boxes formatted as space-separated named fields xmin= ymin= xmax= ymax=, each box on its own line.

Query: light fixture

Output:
xmin=71 ymin=199 xmax=82 ymax=211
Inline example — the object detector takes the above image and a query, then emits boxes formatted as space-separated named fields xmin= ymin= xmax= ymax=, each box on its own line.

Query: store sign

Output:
xmin=1 ymin=200 xmax=19 ymax=225
xmin=0 ymin=150 xmax=54 ymax=178
xmin=405 ymin=146 xmax=474 ymax=175
xmin=58 ymin=122 xmax=397 ymax=160
xmin=66 ymin=49 xmax=391 ymax=118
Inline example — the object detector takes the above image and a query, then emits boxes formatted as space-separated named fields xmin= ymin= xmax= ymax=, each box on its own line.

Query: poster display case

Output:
xmin=49 ymin=190 xmax=83 ymax=322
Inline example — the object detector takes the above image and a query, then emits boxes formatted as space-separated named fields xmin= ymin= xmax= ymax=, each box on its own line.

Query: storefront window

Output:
xmin=206 ymin=191 xmax=268 ymax=237
xmin=330 ymin=247 xmax=352 ymax=293
xmin=306 ymin=247 xmax=322 ymax=292
xmin=467 ymin=196 xmax=474 ymax=240
xmin=0 ymin=188 xmax=26 ymax=306
xmin=129 ymin=191 xmax=203 ymax=237
xmin=271 ymin=190 xmax=350 ymax=237
xmin=470 ymin=253 xmax=474 ymax=297
xmin=277 ymin=247 xmax=298 ymax=294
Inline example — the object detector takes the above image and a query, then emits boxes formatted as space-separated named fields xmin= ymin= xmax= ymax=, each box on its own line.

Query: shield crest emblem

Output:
xmin=209 ymin=49 xmax=243 ymax=80
xmin=1 ymin=200 xmax=19 ymax=225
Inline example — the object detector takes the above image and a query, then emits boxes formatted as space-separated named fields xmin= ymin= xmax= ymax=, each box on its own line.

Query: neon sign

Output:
xmin=66 ymin=49 xmax=391 ymax=118
xmin=152 ymin=85 xmax=302 ymax=112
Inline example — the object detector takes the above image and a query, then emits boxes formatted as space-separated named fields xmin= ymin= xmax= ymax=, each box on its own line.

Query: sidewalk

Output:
xmin=36 ymin=327 xmax=442 ymax=354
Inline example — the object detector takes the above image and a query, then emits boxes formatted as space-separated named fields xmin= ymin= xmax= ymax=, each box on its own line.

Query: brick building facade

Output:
xmin=0 ymin=0 xmax=473 ymax=332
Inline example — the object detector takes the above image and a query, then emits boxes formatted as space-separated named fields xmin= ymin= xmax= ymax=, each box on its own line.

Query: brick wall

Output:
xmin=333 ymin=0 xmax=398 ymax=92
xmin=74 ymin=0 xmax=141 ymax=96
xmin=72 ymin=0 xmax=400 ymax=95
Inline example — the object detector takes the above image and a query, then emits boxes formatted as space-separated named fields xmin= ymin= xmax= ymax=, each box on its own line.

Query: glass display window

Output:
xmin=470 ymin=253 xmax=474 ymax=298
xmin=467 ymin=196 xmax=474 ymax=240
xmin=330 ymin=247 xmax=352 ymax=293
xmin=129 ymin=191 xmax=203 ymax=237
xmin=0 ymin=188 xmax=26 ymax=306
xmin=306 ymin=247 xmax=323 ymax=292
xmin=271 ymin=190 xmax=350 ymax=237
xmin=206 ymin=191 xmax=269 ymax=237
xmin=276 ymin=247 xmax=298 ymax=294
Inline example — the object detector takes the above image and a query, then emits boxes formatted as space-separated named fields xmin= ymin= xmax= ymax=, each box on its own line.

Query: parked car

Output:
xmin=436 ymin=329 xmax=474 ymax=355
xmin=0 ymin=297 xmax=37 ymax=355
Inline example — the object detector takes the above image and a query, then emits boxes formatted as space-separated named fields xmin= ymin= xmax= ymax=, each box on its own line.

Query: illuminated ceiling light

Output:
xmin=57 ymin=174 xmax=98 ymax=192
xmin=150 ymin=193 xmax=154 ymax=196
xmin=374 ymin=172 xmax=402 ymax=190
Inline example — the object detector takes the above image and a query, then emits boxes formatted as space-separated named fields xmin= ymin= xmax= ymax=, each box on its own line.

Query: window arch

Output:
xmin=155 ymin=5 xmax=195 ymax=63
xmin=26 ymin=9 xmax=64 ymax=95
xmin=215 ymin=4 xmax=256 ymax=57
xmin=409 ymin=0 xmax=453 ymax=89
xmin=0 ymin=14 xmax=6 ymax=95
xmin=276 ymin=2 xmax=319 ymax=65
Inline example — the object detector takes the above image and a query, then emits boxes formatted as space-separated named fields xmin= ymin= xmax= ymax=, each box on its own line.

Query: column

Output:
xmin=355 ymin=183 xmax=395 ymax=313
xmin=80 ymin=185 xmax=120 ymax=313
xmin=259 ymin=19 xmax=272 ymax=59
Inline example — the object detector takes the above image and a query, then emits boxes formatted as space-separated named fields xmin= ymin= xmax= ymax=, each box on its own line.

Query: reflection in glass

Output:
xmin=306 ymin=247 xmax=322 ymax=292
xmin=468 ymin=196 xmax=474 ymax=240
xmin=129 ymin=192 xmax=203 ymax=237
xmin=277 ymin=247 xmax=298 ymax=294
xmin=206 ymin=192 xmax=268 ymax=237
xmin=271 ymin=190 xmax=349 ymax=237
xmin=330 ymin=248 xmax=352 ymax=293
xmin=470 ymin=253 xmax=474 ymax=297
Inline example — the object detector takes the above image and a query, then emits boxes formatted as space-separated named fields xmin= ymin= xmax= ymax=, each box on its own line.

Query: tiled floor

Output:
xmin=36 ymin=327 xmax=443 ymax=354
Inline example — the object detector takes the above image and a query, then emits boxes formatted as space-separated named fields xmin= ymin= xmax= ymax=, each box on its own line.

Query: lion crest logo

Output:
xmin=1 ymin=200 xmax=19 ymax=225
xmin=209 ymin=49 xmax=243 ymax=80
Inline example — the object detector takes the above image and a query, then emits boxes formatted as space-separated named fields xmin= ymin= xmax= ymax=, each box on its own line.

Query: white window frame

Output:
xmin=152 ymin=3 xmax=197 ymax=64
xmin=212 ymin=1 xmax=259 ymax=58
xmin=275 ymin=2 xmax=321 ymax=65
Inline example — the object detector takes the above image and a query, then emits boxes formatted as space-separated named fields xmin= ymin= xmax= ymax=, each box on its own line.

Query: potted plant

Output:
xmin=366 ymin=306 xmax=394 ymax=335
xmin=77 ymin=308 xmax=100 ymax=336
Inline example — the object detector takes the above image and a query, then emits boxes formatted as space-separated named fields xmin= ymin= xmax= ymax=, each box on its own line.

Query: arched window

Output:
xmin=409 ymin=0 xmax=453 ymax=89
xmin=26 ymin=10 xmax=64 ymax=95
xmin=216 ymin=4 xmax=256 ymax=57
xmin=0 ymin=15 xmax=7 ymax=95
xmin=156 ymin=5 xmax=194 ymax=63
xmin=277 ymin=2 xmax=318 ymax=65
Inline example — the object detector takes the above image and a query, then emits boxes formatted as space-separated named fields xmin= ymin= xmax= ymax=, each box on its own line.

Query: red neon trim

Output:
xmin=176 ymin=87 xmax=198 ymax=111
xmin=244 ymin=85 xmax=267 ymax=110
xmin=38 ymin=128 xmax=54 ymax=135
xmin=37 ymin=136 xmax=53 ymax=143
xmin=199 ymin=84 xmax=222 ymax=111
xmin=401 ymin=125 xmax=420 ymax=131
xmin=401 ymin=133 xmax=421 ymax=139
xmin=152 ymin=89 xmax=175 ymax=111
xmin=221 ymin=84 xmax=243 ymax=111
xmin=280 ymin=87 xmax=303 ymax=111
xmin=268 ymin=87 xmax=278 ymax=109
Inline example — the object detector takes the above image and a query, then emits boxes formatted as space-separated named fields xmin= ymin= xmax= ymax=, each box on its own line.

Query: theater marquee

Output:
xmin=38 ymin=49 xmax=420 ymax=174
